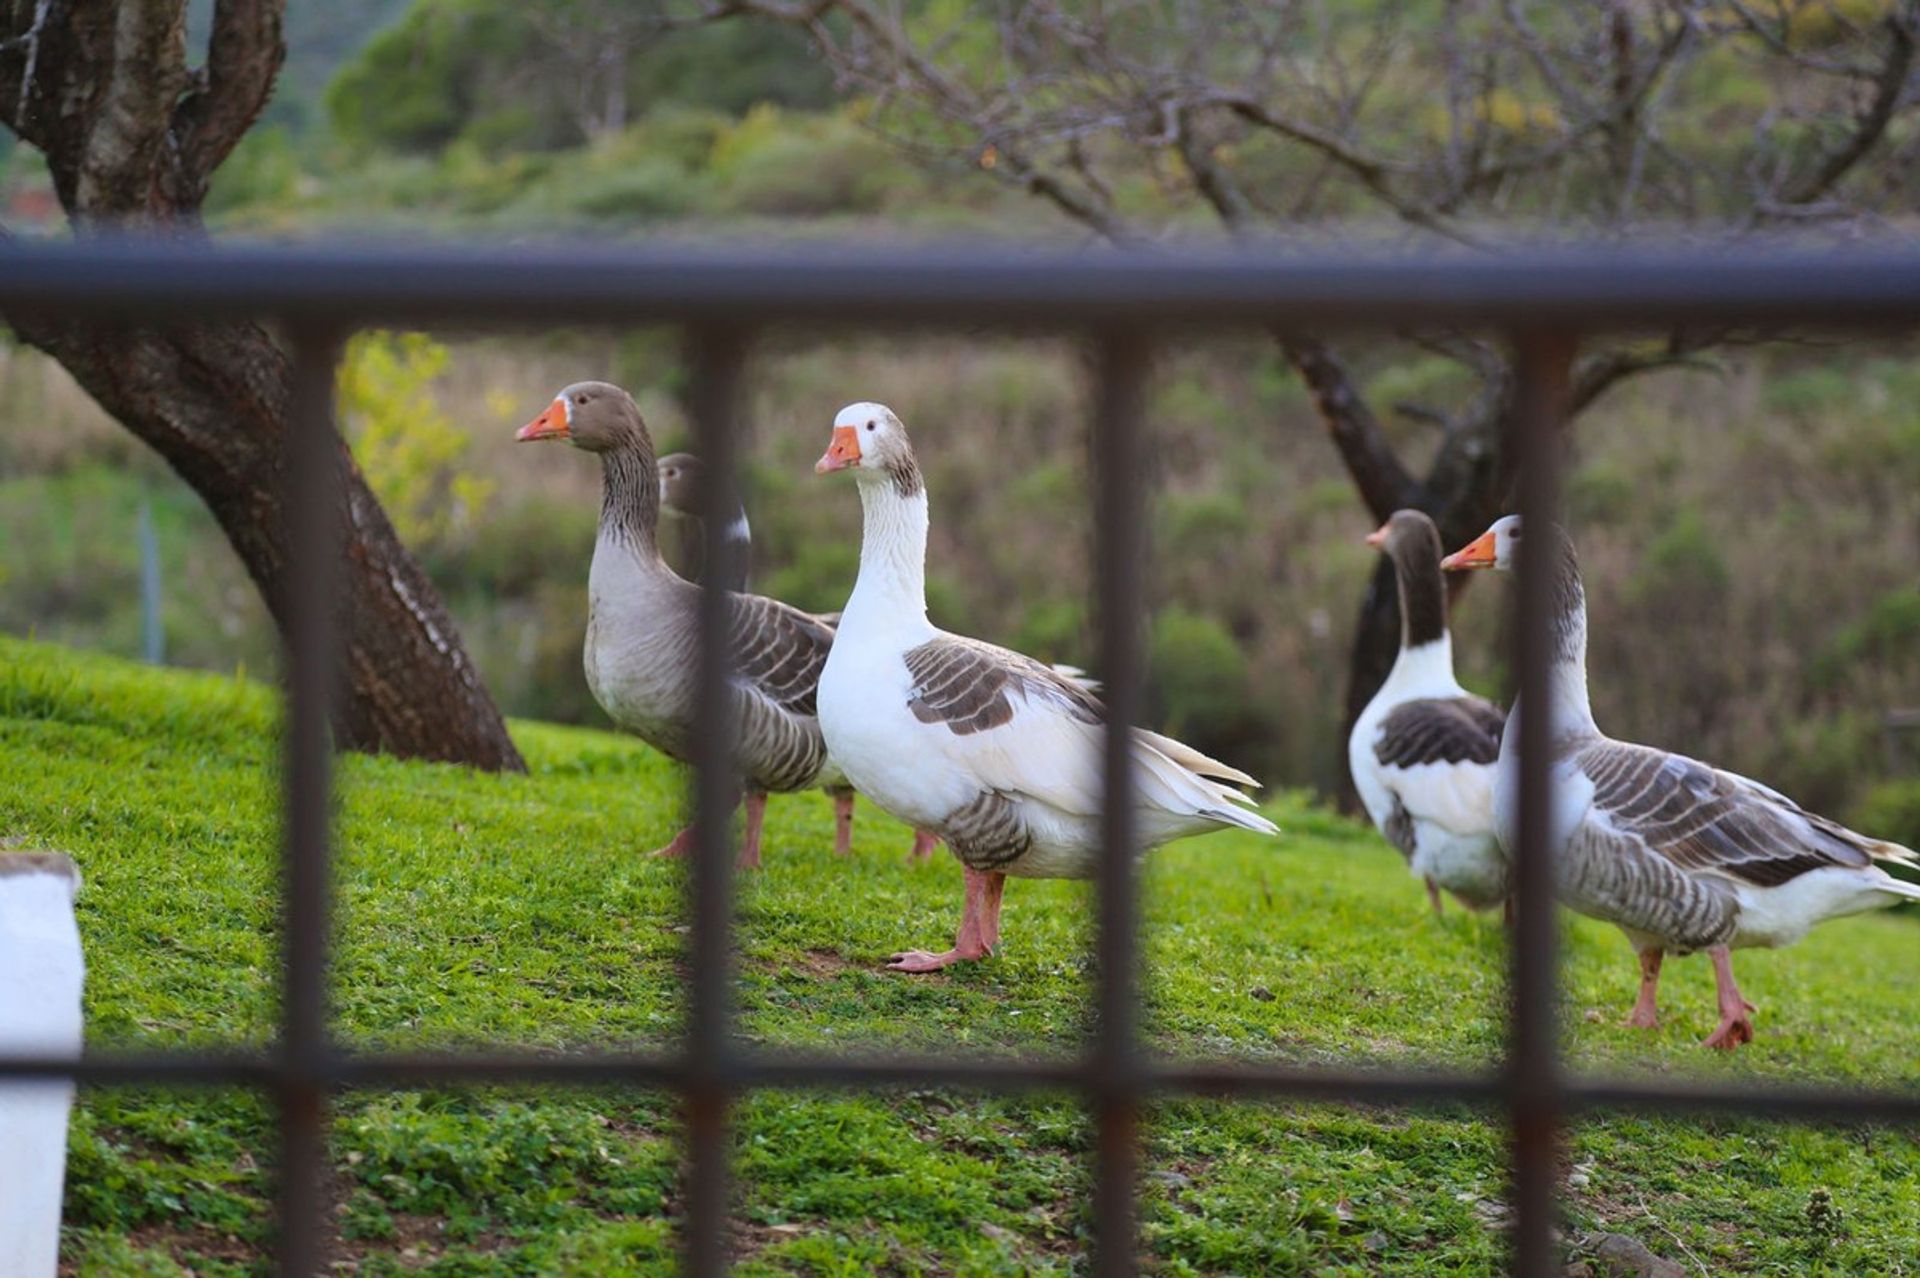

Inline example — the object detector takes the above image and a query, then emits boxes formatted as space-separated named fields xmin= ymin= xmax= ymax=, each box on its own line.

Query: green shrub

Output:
xmin=1149 ymin=607 xmax=1255 ymax=748
xmin=1851 ymin=779 xmax=1920 ymax=851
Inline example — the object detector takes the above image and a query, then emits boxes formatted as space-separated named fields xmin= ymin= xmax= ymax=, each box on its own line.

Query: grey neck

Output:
xmin=600 ymin=442 xmax=662 ymax=556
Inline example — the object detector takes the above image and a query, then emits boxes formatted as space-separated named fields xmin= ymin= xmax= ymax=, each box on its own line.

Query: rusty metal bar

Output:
xmin=1090 ymin=330 xmax=1151 ymax=1276
xmin=683 ymin=326 xmax=749 ymax=1278
xmin=7 ymin=1049 xmax=1918 ymax=1125
xmin=277 ymin=326 xmax=346 ymax=1278
xmin=1507 ymin=330 xmax=1578 ymax=1276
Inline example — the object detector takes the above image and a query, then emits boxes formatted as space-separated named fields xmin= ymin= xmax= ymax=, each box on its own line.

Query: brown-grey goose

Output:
xmin=1445 ymin=514 xmax=1920 ymax=1048
xmin=518 ymin=383 xmax=843 ymax=868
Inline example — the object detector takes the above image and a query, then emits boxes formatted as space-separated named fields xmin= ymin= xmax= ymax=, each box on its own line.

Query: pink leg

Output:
xmin=832 ymin=790 xmax=855 ymax=858
xmin=1624 ymin=948 xmax=1663 ymax=1030
xmin=908 ymin=829 xmax=942 ymax=863
xmin=1425 ymin=878 xmax=1444 ymax=917
xmin=648 ymin=826 xmax=697 ymax=859
xmin=1702 ymin=945 xmax=1756 ymax=1050
xmin=978 ymin=871 xmax=1007 ymax=951
xmin=737 ymin=791 xmax=768 ymax=870
xmin=888 ymin=865 xmax=996 ymax=972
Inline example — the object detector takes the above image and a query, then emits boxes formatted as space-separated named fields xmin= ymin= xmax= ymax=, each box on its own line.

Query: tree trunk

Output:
xmin=0 ymin=0 xmax=525 ymax=771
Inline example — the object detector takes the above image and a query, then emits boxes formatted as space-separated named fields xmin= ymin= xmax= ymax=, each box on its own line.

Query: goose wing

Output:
xmin=726 ymin=594 xmax=835 ymax=790
xmin=902 ymin=635 xmax=1273 ymax=834
xmin=1371 ymin=695 xmax=1504 ymax=838
xmin=1576 ymin=739 xmax=1916 ymax=887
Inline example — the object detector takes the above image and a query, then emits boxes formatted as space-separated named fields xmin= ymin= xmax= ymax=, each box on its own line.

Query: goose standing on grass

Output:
xmin=812 ymin=402 xmax=1278 ymax=971
xmin=1349 ymin=510 xmax=1509 ymax=916
xmin=1444 ymin=515 xmax=1920 ymax=1048
xmin=518 ymin=383 xmax=840 ymax=868
xmin=661 ymin=450 xmax=1093 ymax=866
xmin=0 ymin=853 xmax=83 ymax=1278
xmin=657 ymin=450 xmax=876 ymax=858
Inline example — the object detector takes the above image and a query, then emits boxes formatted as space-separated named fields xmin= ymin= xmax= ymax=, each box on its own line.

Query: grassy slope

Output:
xmin=1 ymin=636 xmax=1915 ymax=1276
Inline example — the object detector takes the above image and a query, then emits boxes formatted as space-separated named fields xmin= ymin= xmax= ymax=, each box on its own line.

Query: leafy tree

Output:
xmin=338 ymin=333 xmax=496 ymax=550
xmin=330 ymin=0 xmax=833 ymax=153
xmin=0 ymin=0 xmax=524 ymax=770
xmin=708 ymin=0 xmax=1920 ymax=769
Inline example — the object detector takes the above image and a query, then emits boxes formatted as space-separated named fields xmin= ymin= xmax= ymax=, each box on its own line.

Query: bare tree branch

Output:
xmin=1767 ymin=13 xmax=1915 ymax=213
xmin=175 ymin=0 xmax=286 ymax=187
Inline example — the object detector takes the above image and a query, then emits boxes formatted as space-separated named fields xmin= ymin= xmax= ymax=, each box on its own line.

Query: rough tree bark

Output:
xmin=0 ymin=0 xmax=524 ymax=771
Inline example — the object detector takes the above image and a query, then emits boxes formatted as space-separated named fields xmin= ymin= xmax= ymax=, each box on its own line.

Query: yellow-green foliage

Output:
xmin=337 ymin=331 xmax=494 ymax=549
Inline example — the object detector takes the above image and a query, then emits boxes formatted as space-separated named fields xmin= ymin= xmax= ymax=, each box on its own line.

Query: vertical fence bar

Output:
xmin=1507 ymin=329 xmax=1577 ymax=1276
xmin=1090 ymin=329 xmax=1151 ymax=1278
xmin=683 ymin=326 xmax=748 ymax=1278
xmin=278 ymin=325 xmax=346 ymax=1278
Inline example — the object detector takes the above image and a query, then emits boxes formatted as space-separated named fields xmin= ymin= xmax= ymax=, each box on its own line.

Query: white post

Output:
xmin=0 ymin=854 xmax=84 ymax=1278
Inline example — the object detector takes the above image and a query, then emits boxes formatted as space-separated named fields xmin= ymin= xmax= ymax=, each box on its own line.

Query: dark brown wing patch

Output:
xmin=1375 ymin=697 xmax=1505 ymax=769
xmin=903 ymin=636 xmax=1102 ymax=736
xmin=1578 ymin=740 xmax=1873 ymax=888
xmin=729 ymin=594 xmax=834 ymax=718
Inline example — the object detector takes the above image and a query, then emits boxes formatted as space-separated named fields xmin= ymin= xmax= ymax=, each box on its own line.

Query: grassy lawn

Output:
xmin=2 ymin=635 xmax=1915 ymax=1275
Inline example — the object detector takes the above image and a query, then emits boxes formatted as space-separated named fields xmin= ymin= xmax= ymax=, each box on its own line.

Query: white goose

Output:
xmin=519 ymin=384 xmax=843 ymax=868
xmin=1445 ymin=515 xmax=1920 ymax=1047
xmin=661 ymin=450 xmax=1097 ymax=866
xmin=812 ymin=402 xmax=1278 ymax=971
xmin=1349 ymin=510 xmax=1509 ymax=915
xmin=0 ymin=853 xmax=84 ymax=1278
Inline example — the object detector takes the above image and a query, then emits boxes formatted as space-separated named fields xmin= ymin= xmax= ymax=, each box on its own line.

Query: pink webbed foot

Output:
xmin=908 ymin=829 xmax=942 ymax=863
xmin=886 ymin=866 xmax=1004 ymax=974
xmin=886 ymin=945 xmax=989 ymax=973
xmin=648 ymin=827 xmax=696 ymax=859
xmin=1704 ymin=1014 xmax=1755 ymax=1050
xmin=1702 ymin=946 xmax=1756 ymax=1050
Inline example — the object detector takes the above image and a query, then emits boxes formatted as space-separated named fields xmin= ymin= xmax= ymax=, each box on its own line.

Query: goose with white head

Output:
xmin=1445 ymin=514 xmax=1920 ymax=1048
xmin=814 ymin=401 xmax=1278 ymax=971
xmin=1349 ymin=510 xmax=1509 ymax=916
xmin=518 ymin=382 xmax=843 ymax=867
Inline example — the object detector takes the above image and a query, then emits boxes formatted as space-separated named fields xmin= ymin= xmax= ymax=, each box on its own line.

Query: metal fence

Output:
xmin=3 ymin=241 xmax=1919 ymax=1277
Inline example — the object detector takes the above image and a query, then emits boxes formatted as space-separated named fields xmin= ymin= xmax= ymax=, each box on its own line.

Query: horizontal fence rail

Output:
xmin=0 ymin=241 xmax=1916 ymax=1277
xmin=3 ymin=241 xmax=1920 ymax=329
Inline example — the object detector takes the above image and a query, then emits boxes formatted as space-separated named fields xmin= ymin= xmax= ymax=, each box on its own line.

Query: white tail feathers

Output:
xmin=1136 ymin=727 xmax=1261 ymax=789
xmin=1876 ymin=872 xmax=1920 ymax=902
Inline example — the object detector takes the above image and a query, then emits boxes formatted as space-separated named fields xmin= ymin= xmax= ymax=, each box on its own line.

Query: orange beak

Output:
xmin=815 ymin=425 xmax=861 ymax=474
xmin=517 ymin=398 xmax=570 ymax=442
xmin=1364 ymin=522 xmax=1390 ymax=548
xmin=1441 ymin=529 xmax=1498 ymax=571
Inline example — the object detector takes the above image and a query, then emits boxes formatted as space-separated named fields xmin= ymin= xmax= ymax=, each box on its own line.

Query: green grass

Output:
xmin=2 ymin=634 xmax=1915 ymax=1275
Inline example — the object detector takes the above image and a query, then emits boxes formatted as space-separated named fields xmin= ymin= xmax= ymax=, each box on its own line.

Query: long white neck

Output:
xmin=1506 ymin=573 xmax=1598 ymax=753
xmin=845 ymin=478 xmax=930 ymax=626
xmin=1381 ymin=634 xmax=1461 ymax=696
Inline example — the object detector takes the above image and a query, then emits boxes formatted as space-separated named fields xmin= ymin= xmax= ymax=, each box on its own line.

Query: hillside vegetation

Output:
xmin=9 ymin=332 xmax=1920 ymax=825
xmin=2 ymin=638 xmax=1915 ymax=1274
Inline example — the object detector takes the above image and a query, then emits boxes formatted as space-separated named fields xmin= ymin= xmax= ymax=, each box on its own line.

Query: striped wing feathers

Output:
xmin=1374 ymin=696 xmax=1504 ymax=769
xmin=1578 ymin=740 xmax=1908 ymax=888
xmin=903 ymin=636 xmax=1101 ymax=736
